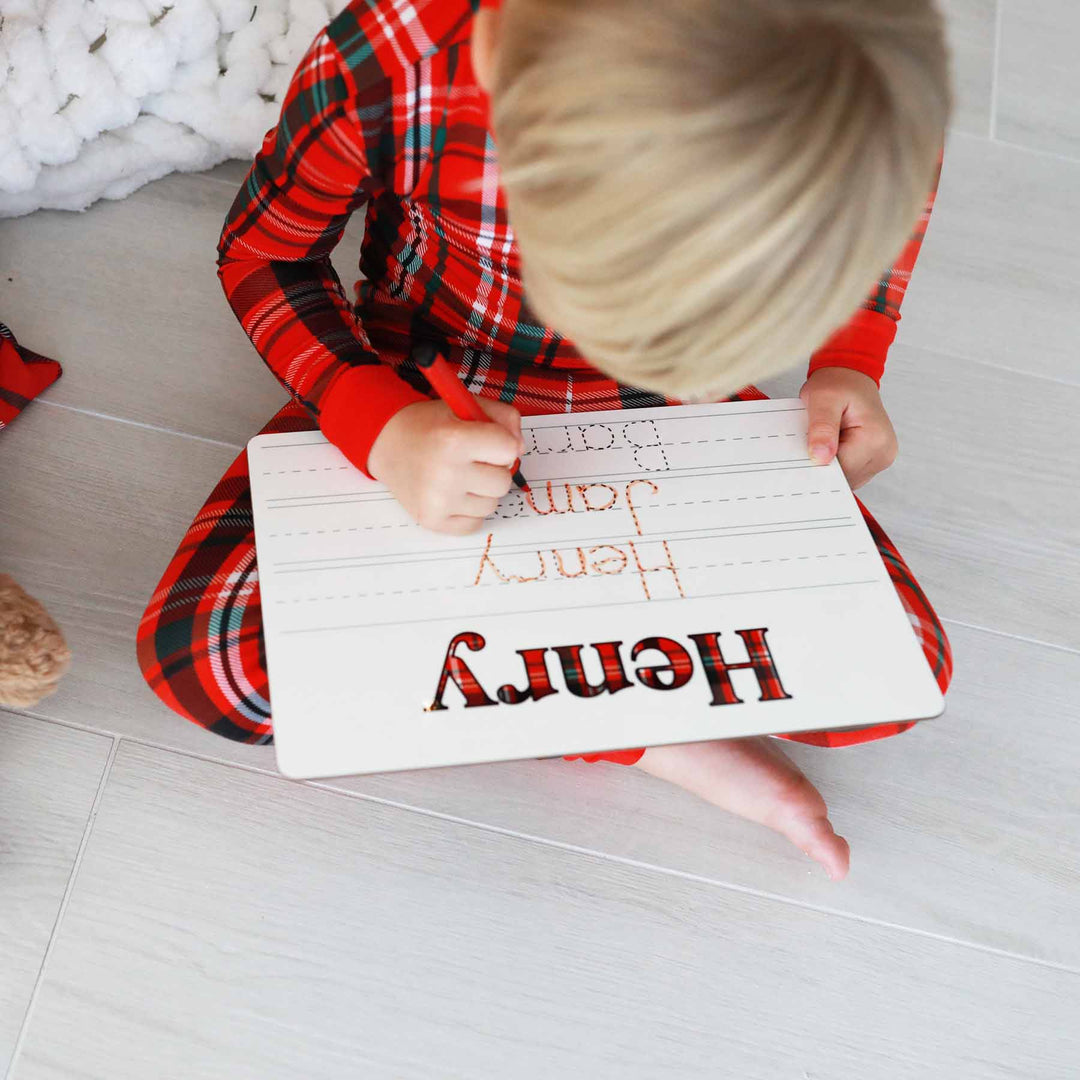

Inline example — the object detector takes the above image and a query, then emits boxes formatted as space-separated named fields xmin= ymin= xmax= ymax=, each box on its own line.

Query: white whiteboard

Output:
xmin=249 ymin=399 xmax=943 ymax=778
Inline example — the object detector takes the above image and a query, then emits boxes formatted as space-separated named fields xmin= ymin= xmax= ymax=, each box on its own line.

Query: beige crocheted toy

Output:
xmin=0 ymin=574 xmax=71 ymax=708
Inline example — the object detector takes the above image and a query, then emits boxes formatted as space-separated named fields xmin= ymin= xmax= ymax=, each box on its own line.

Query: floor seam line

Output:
xmin=304 ymin=777 xmax=1080 ymax=977
xmin=28 ymin=730 xmax=1080 ymax=978
xmin=33 ymin=398 xmax=246 ymax=451
xmin=0 ymin=706 xmax=123 ymax=740
xmin=115 ymin=734 xmax=282 ymax=776
xmin=193 ymin=165 xmax=249 ymax=189
xmin=4 ymin=737 xmax=121 ymax=1080
xmin=892 ymin=342 xmax=1080 ymax=390
xmin=988 ymin=135 xmax=1080 ymax=167
xmin=939 ymin=617 xmax=1079 ymax=656
xmin=988 ymin=0 xmax=1004 ymax=139
xmin=950 ymin=126 xmax=1080 ymax=168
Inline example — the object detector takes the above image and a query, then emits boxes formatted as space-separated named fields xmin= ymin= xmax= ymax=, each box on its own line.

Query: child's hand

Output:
xmin=799 ymin=368 xmax=898 ymax=489
xmin=368 ymin=398 xmax=524 ymax=534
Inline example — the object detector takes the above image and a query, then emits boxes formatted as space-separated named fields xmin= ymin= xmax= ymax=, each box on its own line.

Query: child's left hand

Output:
xmin=799 ymin=367 xmax=898 ymax=489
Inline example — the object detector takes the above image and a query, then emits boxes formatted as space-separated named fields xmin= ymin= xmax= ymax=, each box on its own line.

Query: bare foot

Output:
xmin=634 ymin=737 xmax=850 ymax=880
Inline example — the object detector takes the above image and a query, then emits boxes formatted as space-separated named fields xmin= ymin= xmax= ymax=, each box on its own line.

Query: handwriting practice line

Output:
xmin=281 ymin=579 xmax=879 ymax=635
xmin=274 ymin=521 xmax=857 ymax=575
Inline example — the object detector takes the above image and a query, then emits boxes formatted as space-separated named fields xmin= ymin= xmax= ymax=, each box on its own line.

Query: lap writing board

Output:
xmin=248 ymin=399 xmax=944 ymax=779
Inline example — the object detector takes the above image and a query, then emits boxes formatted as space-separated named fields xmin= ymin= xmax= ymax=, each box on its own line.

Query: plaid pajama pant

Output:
xmin=137 ymin=387 xmax=953 ymax=762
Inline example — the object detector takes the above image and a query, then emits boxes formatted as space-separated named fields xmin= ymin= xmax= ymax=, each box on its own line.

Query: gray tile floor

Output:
xmin=1 ymin=2 xmax=1078 ymax=1076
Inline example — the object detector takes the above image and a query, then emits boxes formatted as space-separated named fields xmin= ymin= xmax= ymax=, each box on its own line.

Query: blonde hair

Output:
xmin=490 ymin=0 xmax=951 ymax=398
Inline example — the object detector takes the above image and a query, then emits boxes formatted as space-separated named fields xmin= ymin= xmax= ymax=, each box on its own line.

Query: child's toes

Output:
xmin=784 ymin=813 xmax=850 ymax=881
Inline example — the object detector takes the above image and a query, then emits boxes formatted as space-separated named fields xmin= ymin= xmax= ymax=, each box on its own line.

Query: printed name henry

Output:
xmin=427 ymin=629 xmax=792 ymax=710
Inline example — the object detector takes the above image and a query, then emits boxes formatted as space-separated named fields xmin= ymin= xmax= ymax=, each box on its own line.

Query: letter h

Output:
xmin=688 ymin=629 xmax=792 ymax=706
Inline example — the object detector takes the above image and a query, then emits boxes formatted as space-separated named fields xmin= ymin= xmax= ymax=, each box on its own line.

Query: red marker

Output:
xmin=412 ymin=342 xmax=530 ymax=493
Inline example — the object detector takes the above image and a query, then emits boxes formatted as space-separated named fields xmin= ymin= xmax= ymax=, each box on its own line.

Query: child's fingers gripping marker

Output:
xmin=413 ymin=342 xmax=530 ymax=492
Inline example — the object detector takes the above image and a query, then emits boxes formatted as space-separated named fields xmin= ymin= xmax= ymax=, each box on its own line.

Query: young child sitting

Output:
xmin=138 ymin=0 xmax=953 ymax=881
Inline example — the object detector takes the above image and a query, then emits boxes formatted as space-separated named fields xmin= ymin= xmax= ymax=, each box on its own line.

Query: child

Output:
xmin=138 ymin=0 xmax=953 ymax=881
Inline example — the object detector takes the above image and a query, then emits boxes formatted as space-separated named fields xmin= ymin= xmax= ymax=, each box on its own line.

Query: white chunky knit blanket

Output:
xmin=0 ymin=0 xmax=348 ymax=216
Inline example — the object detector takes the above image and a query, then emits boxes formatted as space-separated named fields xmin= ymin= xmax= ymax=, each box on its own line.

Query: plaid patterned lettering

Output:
xmin=497 ymin=646 xmax=558 ymax=704
xmin=553 ymin=641 xmax=633 ymax=698
xmin=428 ymin=630 xmax=496 ymax=709
xmin=688 ymin=628 xmax=793 ymax=707
xmin=630 ymin=637 xmax=695 ymax=691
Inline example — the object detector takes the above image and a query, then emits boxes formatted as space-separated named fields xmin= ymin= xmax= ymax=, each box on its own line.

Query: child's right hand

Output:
xmin=368 ymin=399 xmax=524 ymax=534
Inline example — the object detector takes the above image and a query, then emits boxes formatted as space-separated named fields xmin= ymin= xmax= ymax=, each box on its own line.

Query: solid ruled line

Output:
xmin=263 ymin=461 xmax=821 ymax=509
xmin=524 ymin=404 xmax=805 ymax=426
xmin=281 ymin=578 xmax=879 ymax=635
xmin=267 ymin=490 xmax=394 ymax=506
xmin=534 ymin=460 xmax=815 ymax=485
xmin=275 ymin=550 xmax=872 ymax=605
xmin=253 ymin=437 xmax=329 ymax=449
xmin=253 ymin=403 xmax=807 ymax=453
xmin=273 ymin=515 xmax=850 ymax=567
xmin=273 ymin=520 xmax=857 ymax=573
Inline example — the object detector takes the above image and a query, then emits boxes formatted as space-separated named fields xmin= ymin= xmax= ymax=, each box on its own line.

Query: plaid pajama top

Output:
xmin=217 ymin=0 xmax=935 ymax=474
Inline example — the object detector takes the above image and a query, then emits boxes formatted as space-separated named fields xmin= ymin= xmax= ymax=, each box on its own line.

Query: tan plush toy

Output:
xmin=0 ymin=575 xmax=71 ymax=708
xmin=1 ymin=322 xmax=70 ymax=708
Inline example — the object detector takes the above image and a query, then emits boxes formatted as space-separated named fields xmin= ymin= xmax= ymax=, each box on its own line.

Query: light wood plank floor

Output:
xmin=1 ymin=2 xmax=1078 ymax=1075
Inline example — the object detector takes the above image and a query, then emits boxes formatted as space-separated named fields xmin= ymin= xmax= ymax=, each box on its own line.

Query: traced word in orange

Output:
xmin=471 ymin=533 xmax=685 ymax=601
xmin=522 ymin=478 xmax=657 ymax=537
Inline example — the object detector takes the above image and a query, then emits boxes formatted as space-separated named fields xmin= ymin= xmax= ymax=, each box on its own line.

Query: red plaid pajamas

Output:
xmin=137 ymin=0 xmax=952 ymax=758
xmin=136 ymin=387 xmax=952 ymax=756
xmin=0 ymin=321 xmax=62 ymax=430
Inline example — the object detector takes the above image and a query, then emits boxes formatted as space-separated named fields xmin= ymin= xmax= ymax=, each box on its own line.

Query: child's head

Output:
xmin=476 ymin=0 xmax=950 ymax=398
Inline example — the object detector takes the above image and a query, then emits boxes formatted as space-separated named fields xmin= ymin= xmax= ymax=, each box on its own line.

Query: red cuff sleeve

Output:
xmin=319 ymin=364 xmax=428 ymax=477
xmin=807 ymin=309 xmax=899 ymax=387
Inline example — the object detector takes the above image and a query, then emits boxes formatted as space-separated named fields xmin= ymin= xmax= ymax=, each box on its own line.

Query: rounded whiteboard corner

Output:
xmin=273 ymin=745 xmax=310 ymax=781
xmin=924 ymin=687 xmax=947 ymax=721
